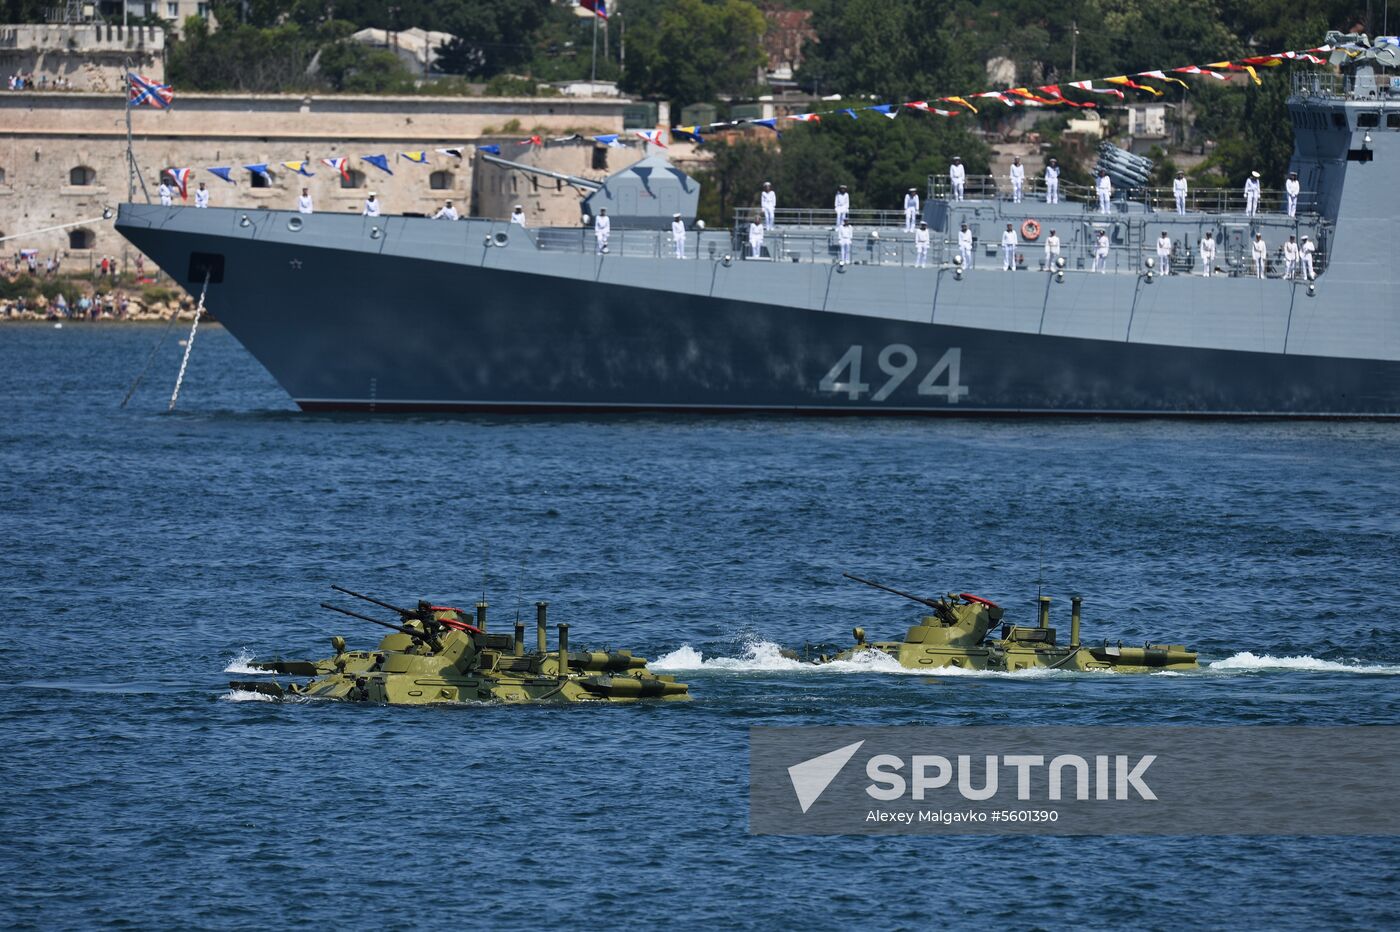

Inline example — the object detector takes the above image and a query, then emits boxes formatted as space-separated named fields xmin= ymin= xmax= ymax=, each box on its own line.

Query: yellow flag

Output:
xmin=941 ymin=96 xmax=978 ymax=114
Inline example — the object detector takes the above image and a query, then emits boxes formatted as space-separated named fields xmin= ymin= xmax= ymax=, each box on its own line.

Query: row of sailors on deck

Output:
xmin=975 ymin=220 xmax=1316 ymax=279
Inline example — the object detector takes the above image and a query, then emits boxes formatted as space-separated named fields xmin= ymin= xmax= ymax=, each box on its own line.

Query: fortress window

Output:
xmin=250 ymin=171 xmax=273 ymax=189
xmin=1356 ymin=112 xmax=1379 ymax=128
xmin=69 ymin=165 xmax=96 ymax=186
xmin=592 ymin=147 xmax=608 ymax=171
xmin=68 ymin=228 xmax=95 ymax=249
xmin=341 ymin=169 xmax=366 ymax=189
xmin=429 ymin=170 xmax=454 ymax=190
xmin=0 ymin=166 xmax=6 ymax=184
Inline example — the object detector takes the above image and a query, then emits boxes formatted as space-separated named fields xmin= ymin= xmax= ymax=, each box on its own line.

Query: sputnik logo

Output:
xmin=787 ymin=740 xmax=864 ymax=813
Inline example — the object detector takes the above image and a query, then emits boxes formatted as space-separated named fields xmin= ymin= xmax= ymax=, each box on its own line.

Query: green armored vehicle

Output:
xmin=809 ymin=574 xmax=1198 ymax=673
xmin=231 ymin=586 xmax=690 ymax=704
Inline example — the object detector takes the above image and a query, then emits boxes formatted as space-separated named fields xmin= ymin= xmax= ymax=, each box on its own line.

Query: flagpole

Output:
xmin=591 ymin=10 xmax=599 ymax=89
xmin=125 ymin=62 xmax=135 ymax=203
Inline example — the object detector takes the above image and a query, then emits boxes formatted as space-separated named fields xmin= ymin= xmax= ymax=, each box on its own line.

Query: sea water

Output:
xmin=1 ymin=323 xmax=1398 ymax=928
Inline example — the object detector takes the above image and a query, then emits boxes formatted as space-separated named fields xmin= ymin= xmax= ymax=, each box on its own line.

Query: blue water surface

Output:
xmin=1 ymin=323 xmax=1398 ymax=929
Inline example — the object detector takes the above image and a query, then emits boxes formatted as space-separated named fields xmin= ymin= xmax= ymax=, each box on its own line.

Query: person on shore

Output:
xmin=433 ymin=200 xmax=458 ymax=220
xmin=1200 ymin=231 xmax=1216 ymax=276
xmin=1283 ymin=234 xmax=1299 ymax=280
xmin=594 ymin=208 xmax=610 ymax=254
xmin=1096 ymin=170 xmax=1113 ymax=214
xmin=1044 ymin=228 xmax=1061 ymax=270
xmin=1173 ymin=171 xmax=1188 ymax=215
xmin=159 ymin=180 xmax=173 ymax=206
xmin=1285 ymin=171 xmax=1300 ymax=218
xmin=1301 ymin=235 xmax=1316 ymax=280
xmin=834 ymin=185 xmax=850 ymax=226
xmin=837 ymin=217 xmax=853 ymax=264
xmin=760 ymin=182 xmax=776 ymax=230
xmin=135 ymin=255 xmax=144 ymax=279
xmin=1251 ymin=231 xmax=1267 ymax=278
xmin=100 ymin=256 xmax=109 ymax=277
xmin=949 ymin=157 xmax=966 ymax=201
xmin=510 ymin=205 xmax=526 ymax=227
xmin=1009 ymin=156 xmax=1025 ymax=204
xmin=1156 ymin=231 xmax=1173 ymax=274
xmin=1244 ymin=171 xmax=1261 ymax=217
xmin=1001 ymin=223 xmax=1018 ymax=271
xmin=957 ymin=221 xmax=973 ymax=270
xmin=1044 ymin=158 xmax=1060 ymax=204
xmin=903 ymin=188 xmax=919 ymax=232
xmin=194 ymin=182 xmax=209 ymax=209
xmin=298 ymin=187 xmax=313 ymax=214
xmin=1093 ymin=229 xmax=1109 ymax=274
xmin=914 ymin=221 xmax=930 ymax=268
xmin=749 ymin=218 xmax=764 ymax=259
xmin=671 ymin=213 xmax=686 ymax=259
xmin=363 ymin=191 xmax=381 ymax=217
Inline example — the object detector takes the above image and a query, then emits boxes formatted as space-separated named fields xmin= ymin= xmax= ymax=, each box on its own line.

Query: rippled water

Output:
xmin=2 ymin=323 xmax=1398 ymax=928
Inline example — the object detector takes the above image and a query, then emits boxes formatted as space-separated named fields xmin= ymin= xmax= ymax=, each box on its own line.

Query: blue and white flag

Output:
xmin=477 ymin=144 xmax=501 ymax=155
xmin=207 ymin=166 xmax=236 ymax=184
xmin=244 ymin=163 xmax=271 ymax=180
xmin=361 ymin=154 xmax=393 ymax=175
xmin=592 ymin=134 xmax=624 ymax=148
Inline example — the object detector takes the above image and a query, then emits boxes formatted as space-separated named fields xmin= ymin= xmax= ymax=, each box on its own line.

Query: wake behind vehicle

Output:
xmin=806 ymin=573 xmax=1199 ymax=673
xmin=231 ymin=586 xmax=690 ymax=704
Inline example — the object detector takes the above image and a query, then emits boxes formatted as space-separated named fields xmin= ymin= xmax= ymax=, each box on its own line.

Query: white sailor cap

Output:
xmin=673 ymin=212 xmax=681 ymax=218
xmin=909 ymin=187 xmax=917 ymax=191
xmin=1251 ymin=171 xmax=1260 ymax=178
xmin=952 ymin=155 xmax=961 ymax=160
xmin=368 ymin=191 xmax=377 ymax=197
xmin=513 ymin=204 xmax=522 ymax=209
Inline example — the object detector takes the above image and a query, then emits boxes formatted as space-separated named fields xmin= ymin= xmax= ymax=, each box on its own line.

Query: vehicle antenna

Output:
xmin=1037 ymin=541 xmax=1045 ymax=602
xmin=481 ymin=541 xmax=489 ymax=604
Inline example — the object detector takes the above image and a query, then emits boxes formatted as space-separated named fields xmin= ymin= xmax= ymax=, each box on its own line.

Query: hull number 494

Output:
xmin=820 ymin=345 xmax=968 ymax=403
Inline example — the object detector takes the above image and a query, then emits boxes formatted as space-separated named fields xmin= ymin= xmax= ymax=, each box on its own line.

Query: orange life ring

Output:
xmin=1021 ymin=219 xmax=1041 ymax=241
xmin=959 ymin=593 xmax=1002 ymax=609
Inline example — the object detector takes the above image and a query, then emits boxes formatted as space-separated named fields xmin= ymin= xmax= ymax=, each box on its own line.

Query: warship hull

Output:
xmin=115 ymin=203 xmax=1400 ymax=417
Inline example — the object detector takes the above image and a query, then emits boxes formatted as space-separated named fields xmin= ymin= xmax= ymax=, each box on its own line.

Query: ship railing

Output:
xmin=927 ymin=173 xmax=1318 ymax=217
xmin=732 ymin=206 xmax=911 ymax=228
xmin=1291 ymin=70 xmax=1400 ymax=99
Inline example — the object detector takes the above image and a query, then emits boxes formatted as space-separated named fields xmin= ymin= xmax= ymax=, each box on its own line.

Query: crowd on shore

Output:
xmin=7 ymin=72 xmax=74 ymax=90
xmin=1 ymin=254 xmax=196 ymax=322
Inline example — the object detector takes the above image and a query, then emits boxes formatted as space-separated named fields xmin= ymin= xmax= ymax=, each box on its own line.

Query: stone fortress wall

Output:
xmin=0 ymin=23 xmax=165 ymax=90
xmin=0 ymin=90 xmax=640 ymax=263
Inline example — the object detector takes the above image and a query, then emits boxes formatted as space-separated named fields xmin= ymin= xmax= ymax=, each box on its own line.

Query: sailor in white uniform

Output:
xmin=760 ymin=182 xmax=776 ymax=230
xmin=671 ymin=213 xmax=686 ymax=259
xmin=1282 ymin=234 xmax=1299 ymax=280
xmin=1156 ymin=231 xmax=1173 ymax=274
xmin=837 ymin=218 xmax=853 ymax=264
xmin=433 ymin=200 xmax=459 ymax=220
xmin=298 ymin=187 xmax=314 ymax=214
xmin=957 ymin=222 xmax=973 ymax=270
xmin=903 ymin=188 xmax=919 ymax=232
xmin=1001 ymin=223 xmax=1018 ymax=271
xmin=1300 ymin=235 xmax=1316 ymax=280
xmin=1173 ymin=171 xmax=1188 ymax=215
xmin=1044 ymin=228 xmax=1061 ymax=270
xmin=834 ymin=185 xmax=850 ymax=226
xmin=363 ymin=191 xmax=381 ymax=217
xmin=1200 ymin=231 xmax=1216 ymax=276
xmin=948 ymin=157 xmax=966 ymax=202
xmin=1093 ymin=229 xmax=1110 ymax=274
xmin=1285 ymin=171 xmax=1300 ymax=218
xmin=593 ymin=208 xmax=610 ymax=253
xmin=194 ymin=182 xmax=209 ymax=209
xmin=914 ymin=221 xmax=930 ymax=268
xmin=510 ymin=205 xmax=526 ymax=226
xmin=749 ymin=219 xmax=765 ymax=259
xmin=1251 ymin=232 xmax=1267 ymax=278
xmin=1244 ymin=171 xmax=1261 ymax=217
xmin=1043 ymin=158 xmax=1060 ymax=204
xmin=159 ymin=181 xmax=173 ymax=206
xmin=1096 ymin=170 xmax=1113 ymax=214
xmin=1009 ymin=156 xmax=1025 ymax=204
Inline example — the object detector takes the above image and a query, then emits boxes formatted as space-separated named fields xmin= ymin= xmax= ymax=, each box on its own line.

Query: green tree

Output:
xmin=622 ymin=0 xmax=767 ymax=106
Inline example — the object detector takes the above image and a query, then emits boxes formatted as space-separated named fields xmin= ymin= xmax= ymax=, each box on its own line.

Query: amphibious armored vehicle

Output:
xmin=230 ymin=586 xmax=690 ymax=704
xmin=808 ymin=574 xmax=1198 ymax=673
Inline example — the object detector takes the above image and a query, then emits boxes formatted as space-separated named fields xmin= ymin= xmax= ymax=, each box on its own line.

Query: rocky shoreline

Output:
xmin=1 ymin=272 xmax=201 ymax=322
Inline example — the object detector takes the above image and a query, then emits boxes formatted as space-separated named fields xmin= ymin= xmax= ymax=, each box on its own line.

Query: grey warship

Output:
xmin=115 ymin=37 xmax=1400 ymax=416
